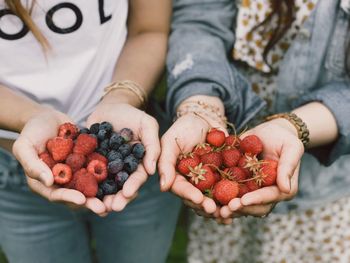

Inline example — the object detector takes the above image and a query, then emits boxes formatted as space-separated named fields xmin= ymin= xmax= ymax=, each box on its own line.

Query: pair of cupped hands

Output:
xmin=12 ymin=102 xmax=304 ymax=222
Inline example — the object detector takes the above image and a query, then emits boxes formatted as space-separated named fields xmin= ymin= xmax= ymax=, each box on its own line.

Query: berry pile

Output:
xmin=176 ymin=128 xmax=278 ymax=205
xmin=39 ymin=122 xmax=145 ymax=199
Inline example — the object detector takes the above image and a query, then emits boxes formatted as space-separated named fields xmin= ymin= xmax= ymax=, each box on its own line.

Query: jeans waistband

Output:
xmin=0 ymin=148 xmax=27 ymax=189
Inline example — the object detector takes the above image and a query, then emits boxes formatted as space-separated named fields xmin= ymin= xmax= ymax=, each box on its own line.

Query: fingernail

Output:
xmin=160 ymin=177 xmax=166 ymax=189
xmin=40 ymin=172 xmax=50 ymax=186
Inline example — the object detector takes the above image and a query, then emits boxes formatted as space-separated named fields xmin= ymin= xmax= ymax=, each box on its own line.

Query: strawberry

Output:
xmin=58 ymin=122 xmax=79 ymax=139
xmin=200 ymin=152 xmax=223 ymax=170
xmin=222 ymin=147 xmax=241 ymax=167
xmin=213 ymin=179 xmax=239 ymax=205
xmin=176 ymin=153 xmax=200 ymax=175
xmin=213 ymin=172 xmax=221 ymax=182
xmin=258 ymin=159 xmax=278 ymax=187
xmin=39 ymin=151 xmax=56 ymax=169
xmin=245 ymin=179 xmax=261 ymax=192
xmin=187 ymin=164 xmax=216 ymax=192
xmin=73 ymin=134 xmax=98 ymax=156
xmin=74 ymin=169 xmax=98 ymax=197
xmin=87 ymin=159 xmax=108 ymax=183
xmin=240 ymin=135 xmax=263 ymax=155
xmin=65 ymin=153 xmax=86 ymax=172
xmin=193 ymin=143 xmax=212 ymax=156
xmin=238 ymin=183 xmax=250 ymax=198
xmin=238 ymin=154 xmax=259 ymax=175
xmin=52 ymin=163 xmax=72 ymax=185
xmin=224 ymin=167 xmax=249 ymax=181
xmin=206 ymin=128 xmax=225 ymax=147
xmin=87 ymin=152 xmax=108 ymax=166
xmin=47 ymin=137 xmax=74 ymax=162
xmin=225 ymin=135 xmax=241 ymax=147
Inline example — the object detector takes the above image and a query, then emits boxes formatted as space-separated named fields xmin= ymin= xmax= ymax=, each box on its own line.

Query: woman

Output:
xmin=0 ymin=1 xmax=180 ymax=262
xmin=159 ymin=0 xmax=350 ymax=262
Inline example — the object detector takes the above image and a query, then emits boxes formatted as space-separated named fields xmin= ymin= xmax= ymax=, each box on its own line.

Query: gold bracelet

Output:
xmin=103 ymin=80 xmax=148 ymax=109
xmin=266 ymin=112 xmax=310 ymax=148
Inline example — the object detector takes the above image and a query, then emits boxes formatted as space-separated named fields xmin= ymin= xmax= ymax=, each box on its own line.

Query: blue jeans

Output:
xmin=0 ymin=149 xmax=181 ymax=263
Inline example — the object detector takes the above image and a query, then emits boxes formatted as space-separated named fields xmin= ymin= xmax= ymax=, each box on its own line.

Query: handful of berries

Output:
xmin=39 ymin=122 xmax=145 ymax=199
xmin=176 ymin=128 xmax=278 ymax=205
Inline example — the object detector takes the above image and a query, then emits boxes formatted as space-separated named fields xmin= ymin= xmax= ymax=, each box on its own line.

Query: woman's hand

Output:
xmin=86 ymin=102 xmax=160 ymax=212
xmin=12 ymin=109 xmax=107 ymax=216
xmin=219 ymin=118 xmax=304 ymax=219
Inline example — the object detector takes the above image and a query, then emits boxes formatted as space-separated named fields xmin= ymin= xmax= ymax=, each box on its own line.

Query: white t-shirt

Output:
xmin=0 ymin=0 xmax=128 ymax=139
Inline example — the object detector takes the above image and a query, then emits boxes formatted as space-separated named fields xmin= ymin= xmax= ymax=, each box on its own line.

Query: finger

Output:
xmin=194 ymin=209 xmax=215 ymax=218
xmin=13 ymin=137 xmax=53 ymax=186
xmin=122 ymin=165 xmax=147 ymax=198
xmin=171 ymin=175 xmax=204 ymax=204
xmin=228 ymin=198 xmax=243 ymax=211
xmin=240 ymin=186 xmax=282 ymax=206
xmin=237 ymin=204 xmax=274 ymax=217
xmin=103 ymin=195 xmax=114 ymax=212
xmin=158 ymin=134 xmax=180 ymax=191
xmin=140 ymin=115 xmax=160 ymax=175
xmin=201 ymin=197 xmax=217 ymax=214
xmin=277 ymin=140 xmax=304 ymax=194
xmin=111 ymin=191 xmax=138 ymax=212
xmin=220 ymin=206 xmax=232 ymax=218
xmin=85 ymin=198 xmax=107 ymax=215
xmin=183 ymin=200 xmax=202 ymax=210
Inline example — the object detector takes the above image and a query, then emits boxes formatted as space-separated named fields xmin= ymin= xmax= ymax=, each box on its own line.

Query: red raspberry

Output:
xmin=240 ymin=135 xmax=263 ymax=155
xmin=64 ymin=168 xmax=85 ymax=189
xmin=87 ymin=152 xmax=108 ymax=166
xmin=225 ymin=135 xmax=241 ymax=147
xmin=39 ymin=152 xmax=56 ymax=169
xmin=206 ymin=128 xmax=225 ymax=147
xmin=73 ymin=134 xmax=98 ymax=156
xmin=74 ymin=170 xmax=98 ymax=197
xmin=176 ymin=153 xmax=201 ymax=175
xmin=52 ymin=163 xmax=72 ymax=185
xmin=47 ymin=137 xmax=74 ymax=162
xmin=87 ymin=159 xmax=108 ymax=183
xmin=222 ymin=147 xmax=241 ymax=167
xmin=58 ymin=122 xmax=79 ymax=139
xmin=213 ymin=179 xmax=239 ymax=205
xmin=65 ymin=153 xmax=86 ymax=173
xmin=200 ymin=152 xmax=223 ymax=170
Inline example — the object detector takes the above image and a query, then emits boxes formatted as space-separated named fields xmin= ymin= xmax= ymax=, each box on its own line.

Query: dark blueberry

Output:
xmin=99 ymin=121 xmax=113 ymax=134
xmin=132 ymin=143 xmax=145 ymax=159
xmin=96 ymin=148 xmax=108 ymax=157
xmin=109 ymin=132 xmax=125 ymax=150
xmin=115 ymin=171 xmax=129 ymax=189
xmin=79 ymin=128 xmax=90 ymax=134
xmin=96 ymin=187 xmax=104 ymax=200
xmin=97 ymin=129 xmax=108 ymax=141
xmin=99 ymin=138 xmax=110 ymax=150
xmin=108 ymin=158 xmax=124 ymax=174
xmin=107 ymin=150 xmax=123 ymax=162
xmin=118 ymin=144 xmax=132 ymax=157
xmin=100 ymin=179 xmax=118 ymax=195
xmin=89 ymin=134 xmax=97 ymax=139
xmin=124 ymin=154 xmax=138 ymax=174
xmin=90 ymin=123 xmax=100 ymax=135
xmin=120 ymin=128 xmax=134 ymax=143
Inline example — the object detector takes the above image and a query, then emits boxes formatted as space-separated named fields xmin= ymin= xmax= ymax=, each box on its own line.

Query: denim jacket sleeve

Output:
xmin=166 ymin=0 xmax=265 ymax=130
xmin=294 ymin=81 xmax=350 ymax=165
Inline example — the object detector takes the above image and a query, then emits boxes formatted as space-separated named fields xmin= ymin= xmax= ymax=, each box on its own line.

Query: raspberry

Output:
xmin=65 ymin=168 xmax=85 ymax=189
xmin=39 ymin=152 xmax=56 ymax=169
xmin=73 ymin=134 xmax=98 ymax=156
xmin=87 ymin=159 xmax=108 ymax=183
xmin=47 ymin=137 xmax=74 ymax=162
xmin=132 ymin=143 xmax=145 ymax=159
xmin=87 ymin=152 xmax=108 ymax=165
xmin=58 ymin=122 xmax=79 ymax=139
xmin=124 ymin=154 xmax=139 ymax=174
xmin=240 ymin=135 xmax=263 ymax=155
xmin=52 ymin=163 xmax=72 ymax=185
xmin=65 ymin=153 xmax=86 ymax=172
xmin=74 ymin=170 xmax=98 ymax=197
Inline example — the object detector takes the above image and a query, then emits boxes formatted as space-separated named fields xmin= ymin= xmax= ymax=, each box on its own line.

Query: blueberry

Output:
xmin=108 ymin=158 xmax=124 ymax=174
xmin=120 ymin=128 xmax=134 ymax=143
xmin=79 ymin=128 xmax=90 ymax=134
xmin=99 ymin=138 xmax=110 ymax=150
xmin=96 ymin=148 xmax=108 ymax=157
xmin=97 ymin=129 xmax=108 ymax=141
xmin=118 ymin=144 xmax=132 ymax=157
xmin=124 ymin=154 xmax=138 ymax=174
xmin=100 ymin=179 xmax=118 ymax=195
xmin=99 ymin=121 xmax=113 ymax=134
xmin=96 ymin=187 xmax=104 ymax=200
xmin=107 ymin=150 xmax=123 ymax=162
xmin=132 ymin=143 xmax=145 ymax=159
xmin=90 ymin=123 xmax=100 ymax=135
xmin=115 ymin=171 xmax=129 ymax=189
xmin=109 ymin=132 xmax=125 ymax=150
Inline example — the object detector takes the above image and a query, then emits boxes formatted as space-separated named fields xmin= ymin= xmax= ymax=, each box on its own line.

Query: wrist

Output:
xmin=18 ymin=105 xmax=53 ymax=132
xmin=100 ymin=89 xmax=141 ymax=108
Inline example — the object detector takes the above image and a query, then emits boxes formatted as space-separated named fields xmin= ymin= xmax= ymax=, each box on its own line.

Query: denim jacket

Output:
xmin=166 ymin=0 xmax=350 ymax=212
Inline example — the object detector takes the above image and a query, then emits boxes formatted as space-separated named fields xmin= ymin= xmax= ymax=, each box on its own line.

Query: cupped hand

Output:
xmin=219 ymin=118 xmax=304 ymax=219
xmin=12 ymin=108 xmax=107 ymax=216
xmin=86 ymin=102 xmax=161 ymax=212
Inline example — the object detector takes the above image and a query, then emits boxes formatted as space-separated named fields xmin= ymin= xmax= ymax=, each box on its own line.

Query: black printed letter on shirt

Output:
xmin=0 ymin=9 xmax=29 ymax=40
xmin=98 ymin=0 xmax=112 ymax=24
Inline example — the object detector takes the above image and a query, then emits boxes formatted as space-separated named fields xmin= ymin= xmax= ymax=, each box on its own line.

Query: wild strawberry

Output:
xmin=245 ymin=179 xmax=261 ymax=192
xmin=238 ymin=154 xmax=259 ymax=175
xmin=225 ymin=135 xmax=241 ymax=147
xmin=193 ymin=143 xmax=212 ymax=156
xmin=258 ymin=159 xmax=278 ymax=187
xmin=87 ymin=159 xmax=108 ymax=183
xmin=187 ymin=164 xmax=216 ymax=192
xmin=206 ymin=128 xmax=225 ymax=147
xmin=73 ymin=134 xmax=98 ymax=156
xmin=238 ymin=183 xmax=250 ymax=198
xmin=74 ymin=169 xmax=98 ymax=197
xmin=240 ymin=135 xmax=263 ymax=155
xmin=176 ymin=153 xmax=200 ymax=175
xmin=58 ymin=122 xmax=79 ymax=139
xmin=200 ymin=152 xmax=223 ymax=170
xmin=224 ymin=167 xmax=249 ymax=181
xmin=222 ymin=147 xmax=241 ymax=167
xmin=65 ymin=153 xmax=86 ymax=172
xmin=47 ymin=137 xmax=74 ymax=162
xmin=87 ymin=152 xmax=108 ymax=166
xmin=52 ymin=163 xmax=72 ymax=185
xmin=39 ymin=152 xmax=56 ymax=169
xmin=213 ymin=179 xmax=239 ymax=205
